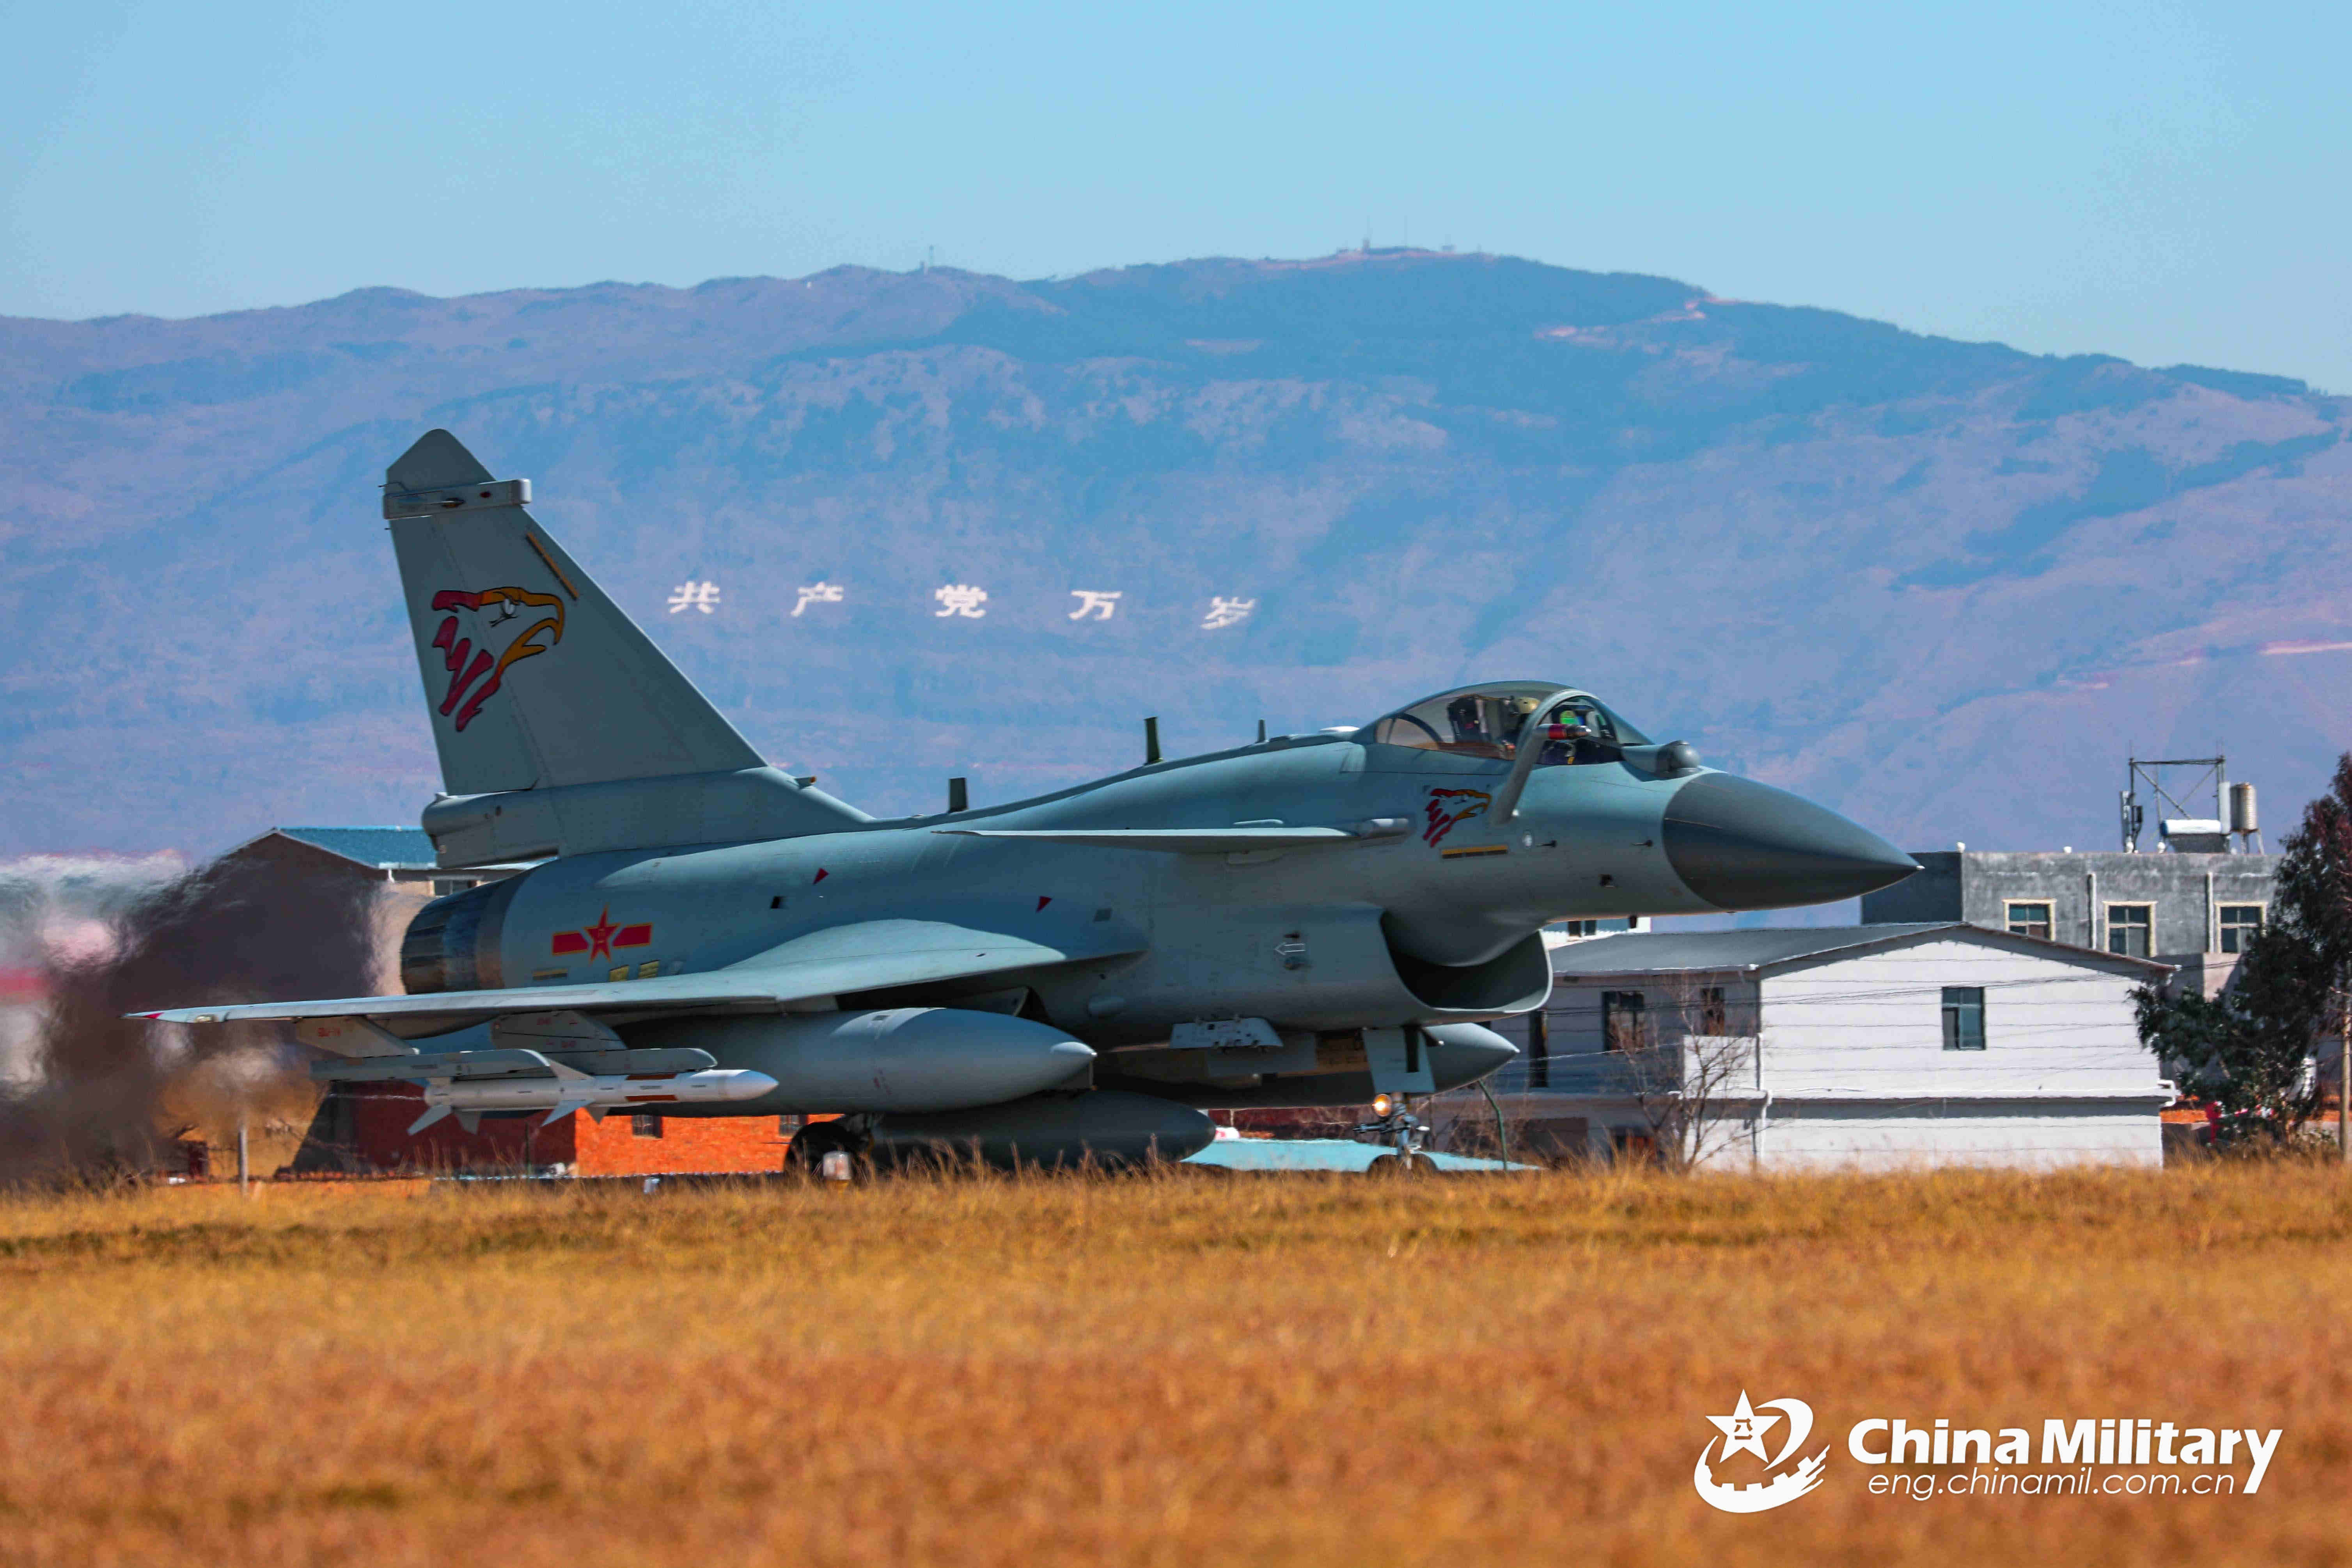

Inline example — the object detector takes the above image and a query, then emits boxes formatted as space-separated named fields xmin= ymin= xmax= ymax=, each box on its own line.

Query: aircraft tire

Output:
xmin=786 ymin=1119 xmax=870 ymax=1179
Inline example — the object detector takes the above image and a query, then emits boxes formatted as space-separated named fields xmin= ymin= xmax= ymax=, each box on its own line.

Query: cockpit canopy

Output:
xmin=1366 ymin=681 xmax=1650 ymax=765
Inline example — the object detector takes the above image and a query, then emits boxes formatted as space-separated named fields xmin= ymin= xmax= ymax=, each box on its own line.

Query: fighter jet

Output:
xmin=138 ymin=430 xmax=1916 ymax=1169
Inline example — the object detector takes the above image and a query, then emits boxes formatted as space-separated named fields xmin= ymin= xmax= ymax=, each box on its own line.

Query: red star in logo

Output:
xmin=583 ymin=906 xmax=619 ymax=960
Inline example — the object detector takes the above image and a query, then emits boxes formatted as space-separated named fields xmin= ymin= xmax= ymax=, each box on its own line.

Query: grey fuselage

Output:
xmin=403 ymin=728 xmax=1902 ymax=1118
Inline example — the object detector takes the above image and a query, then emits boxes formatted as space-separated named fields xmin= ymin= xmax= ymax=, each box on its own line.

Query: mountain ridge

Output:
xmin=3 ymin=250 xmax=2345 ymax=869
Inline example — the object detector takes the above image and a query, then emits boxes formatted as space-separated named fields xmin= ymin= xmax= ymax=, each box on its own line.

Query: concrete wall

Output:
xmin=1861 ymin=853 xmax=1966 ymax=925
xmin=1861 ymin=850 xmax=2278 ymax=959
xmin=1752 ymin=1101 xmax=2162 ymax=1171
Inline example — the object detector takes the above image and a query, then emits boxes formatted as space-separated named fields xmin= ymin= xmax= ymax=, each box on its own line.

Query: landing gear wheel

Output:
xmin=787 ymin=1119 xmax=870 ymax=1180
xmin=1356 ymin=1093 xmax=1434 ymax=1175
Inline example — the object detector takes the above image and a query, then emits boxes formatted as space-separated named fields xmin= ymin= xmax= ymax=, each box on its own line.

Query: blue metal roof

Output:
xmin=268 ymin=827 xmax=438 ymax=869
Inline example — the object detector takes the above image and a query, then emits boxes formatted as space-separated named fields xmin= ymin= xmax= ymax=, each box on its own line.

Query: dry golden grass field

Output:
xmin=0 ymin=1165 xmax=2347 ymax=1568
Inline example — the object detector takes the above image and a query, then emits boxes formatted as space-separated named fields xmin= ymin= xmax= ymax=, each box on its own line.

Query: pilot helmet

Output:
xmin=1548 ymin=700 xmax=1596 ymax=738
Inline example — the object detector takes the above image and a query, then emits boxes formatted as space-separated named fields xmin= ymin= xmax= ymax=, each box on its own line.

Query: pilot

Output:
xmin=1498 ymin=695 xmax=1540 ymax=750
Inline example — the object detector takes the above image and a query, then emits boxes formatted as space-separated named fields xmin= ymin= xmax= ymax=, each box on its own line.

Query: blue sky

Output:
xmin=4 ymin=0 xmax=2345 ymax=389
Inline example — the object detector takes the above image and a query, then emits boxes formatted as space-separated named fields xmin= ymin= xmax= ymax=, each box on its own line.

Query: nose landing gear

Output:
xmin=1357 ymin=1092 xmax=1440 ymax=1176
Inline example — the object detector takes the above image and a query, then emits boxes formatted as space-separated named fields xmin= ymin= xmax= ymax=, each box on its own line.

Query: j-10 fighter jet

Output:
xmin=139 ymin=431 xmax=1916 ymax=1168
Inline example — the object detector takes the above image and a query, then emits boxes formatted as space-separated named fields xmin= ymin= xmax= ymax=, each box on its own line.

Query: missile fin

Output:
xmin=407 ymin=1103 xmax=453 ymax=1135
xmin=456 ymin=1110 xmax=483 ymax=1134
xmin=586 ymin=1105 xmax=607 ymax=1123
xmin=541 ymin=1098 xmax=593 ymax=1126
xmin=545 ymin=1059 xmax=591 ymax=1083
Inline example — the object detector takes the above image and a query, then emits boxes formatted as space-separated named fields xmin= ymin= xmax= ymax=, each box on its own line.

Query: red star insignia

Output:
xmin=584 ymin=906 xmax=619 ymax=960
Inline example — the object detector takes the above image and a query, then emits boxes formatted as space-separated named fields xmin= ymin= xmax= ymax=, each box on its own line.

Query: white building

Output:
xmin=1446 ymin=923 xmax=2174 ymax=1171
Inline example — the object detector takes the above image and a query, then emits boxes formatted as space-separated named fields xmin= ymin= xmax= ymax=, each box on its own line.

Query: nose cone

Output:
xmin=1662 ymin=773 xmax=1917 ymax=912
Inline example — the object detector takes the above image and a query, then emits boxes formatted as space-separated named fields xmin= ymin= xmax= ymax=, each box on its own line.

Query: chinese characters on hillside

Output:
xmin=934 ymin=584 xmax=989 ymax=618
xmin=660 ymin=580 xmax=1255 ymax=628
xmin=1201 ymin=596 xmax=1255 ymax=630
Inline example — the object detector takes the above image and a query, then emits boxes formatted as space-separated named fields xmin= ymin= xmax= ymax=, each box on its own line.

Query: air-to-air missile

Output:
xmin=406 ymin=1056 xmax=779 ymax=1135
xmin=136 ymin=430 xmax=1917 ymax=1171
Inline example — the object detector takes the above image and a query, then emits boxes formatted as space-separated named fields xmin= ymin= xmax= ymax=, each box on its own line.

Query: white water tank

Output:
xmin=2229 ymin=782 xmax=2258 ymax=836
xmin=2160 ymin=818 xmax=2228 ymax=853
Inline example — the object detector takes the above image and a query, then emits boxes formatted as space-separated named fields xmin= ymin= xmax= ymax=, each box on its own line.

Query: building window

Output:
xmin=2218 ymin=905 xmax=2265 ymax=955
xmin=1697 ymin=986 xmax=1728 ymax=1036
xmin=2106 ymin=904 xmax=2153 ymax=958
xmin=1602 ymin=990 xmax=1648 ymax=1052
xmin=2005 ymin=901 xmax=2053 ymax=940
xmin=431 ymin=877 xmax=478 ymax=898
xmin=630 ymin=1112 xmax=663 ymax=1138
xmin=1941 ymin=986 xmax=1985 ymax=1051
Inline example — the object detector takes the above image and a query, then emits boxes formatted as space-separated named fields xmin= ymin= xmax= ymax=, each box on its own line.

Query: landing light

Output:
xmin=1371 ymin=1092 xmax=1396 ymax=1119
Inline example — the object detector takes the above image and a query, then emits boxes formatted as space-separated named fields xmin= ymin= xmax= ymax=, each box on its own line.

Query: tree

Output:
xmin=1623 ymin=975 xmax=1758 ymax=1172
xmin=2135 ymin=754 xmax=2352 ymax=1148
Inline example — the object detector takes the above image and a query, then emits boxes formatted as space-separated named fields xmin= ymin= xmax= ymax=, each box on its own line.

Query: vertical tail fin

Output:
xmin=385 ymin=430 xmax=764 ymax=796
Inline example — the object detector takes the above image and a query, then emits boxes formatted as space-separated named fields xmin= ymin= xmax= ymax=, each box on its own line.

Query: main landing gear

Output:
xmin=786 ymin=1116 xmax=874 ymax=1181
xmin=1358 ymin=1092 xmax=1439 ymax=1176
